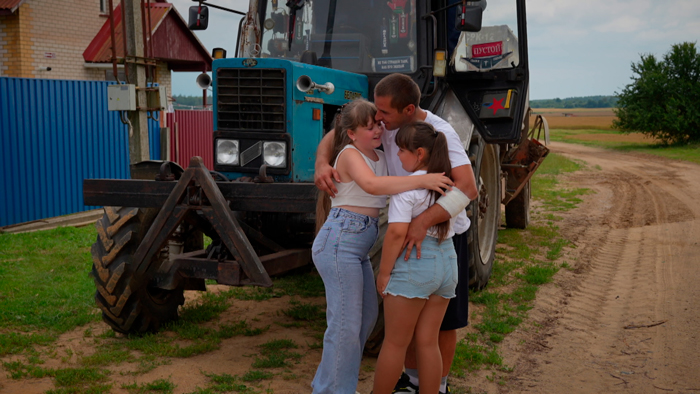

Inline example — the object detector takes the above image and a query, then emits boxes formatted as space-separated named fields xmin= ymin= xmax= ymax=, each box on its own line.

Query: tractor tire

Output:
xmin=505 ymin=180 xmax=531 ymax=229
xmin=91 ymin=206 xmax=185 ymax=334
xmin=467 ymin=139 xmax=500 ymax=290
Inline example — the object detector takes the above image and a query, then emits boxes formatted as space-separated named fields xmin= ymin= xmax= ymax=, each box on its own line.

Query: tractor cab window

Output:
xmin=451 ymin=0 xmax=520 ymax=72
xmin=260 ymin=0 xmax=417 ymax=74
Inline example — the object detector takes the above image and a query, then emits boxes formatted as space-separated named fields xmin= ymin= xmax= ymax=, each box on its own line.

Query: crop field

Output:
xmin=530 ymin=108 xmax=617 ymax=130
xmin=528 ymin=108 xmax=699 ymax=164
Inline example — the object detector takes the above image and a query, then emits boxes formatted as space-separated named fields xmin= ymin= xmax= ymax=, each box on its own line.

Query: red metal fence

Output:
xmin=166 ymin=110 xmax=214 ymax=170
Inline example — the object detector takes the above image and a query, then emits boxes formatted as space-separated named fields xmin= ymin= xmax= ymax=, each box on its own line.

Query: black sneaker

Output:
xmin=392 ymin=372 xmax=419 ymax=393
xmin=439 ymin=381 xmax=451 ymax=394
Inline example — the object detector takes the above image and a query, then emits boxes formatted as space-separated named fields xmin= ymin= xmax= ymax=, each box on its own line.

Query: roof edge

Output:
xmin=0 ymin=0 xmax=27 ymax=14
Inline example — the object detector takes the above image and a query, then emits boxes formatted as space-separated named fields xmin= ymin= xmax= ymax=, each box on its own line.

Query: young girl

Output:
xmin=311 ymin=100 xmax=453 ymax=394
xmin=373 ymin=121 xmax=458 ymax=394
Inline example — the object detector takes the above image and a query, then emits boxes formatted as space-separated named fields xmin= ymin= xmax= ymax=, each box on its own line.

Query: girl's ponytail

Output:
xmin=395 ymin=121 xmax=453 ymax=243
xmin=425 ymin=132 xmax=451 ymax=179
xmin=425 ymin=132 xmax=452 ymax=243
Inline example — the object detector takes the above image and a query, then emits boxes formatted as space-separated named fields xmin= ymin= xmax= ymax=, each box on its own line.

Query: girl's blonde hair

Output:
xmin=395 ymin=121 xmax=453 ymax=243
xmin=316 ymin=99 xmax=378 ymax=232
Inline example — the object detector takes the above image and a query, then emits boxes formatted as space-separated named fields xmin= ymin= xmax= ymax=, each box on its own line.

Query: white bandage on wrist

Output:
xmin=436 ymin=188 xmax=471 ymax=218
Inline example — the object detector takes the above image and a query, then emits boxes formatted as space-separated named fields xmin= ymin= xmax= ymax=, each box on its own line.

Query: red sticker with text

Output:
xmin=471 ymin=42 xmax=502 ymax=58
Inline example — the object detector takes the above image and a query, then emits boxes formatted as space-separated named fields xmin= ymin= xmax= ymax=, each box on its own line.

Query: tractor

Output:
xmin=83 ymin=0 xmax=548 ymax=344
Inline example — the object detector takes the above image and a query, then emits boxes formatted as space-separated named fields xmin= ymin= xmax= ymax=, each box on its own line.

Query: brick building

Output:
xmin=0 ymin=0 xmax=211 ymax=95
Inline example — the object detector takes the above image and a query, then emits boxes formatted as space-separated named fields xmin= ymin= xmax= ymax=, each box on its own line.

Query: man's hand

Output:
xmin=314 ymin=129 xmax=339 ymax=196
xmin=402 ymin=215 xmax=429 ymax=260
xmin=314 ymin=162 xmax=340 ymax=197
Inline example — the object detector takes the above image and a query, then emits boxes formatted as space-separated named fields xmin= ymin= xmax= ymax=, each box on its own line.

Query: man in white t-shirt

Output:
xmin=315 ymin=73 xmax=478 ymax=394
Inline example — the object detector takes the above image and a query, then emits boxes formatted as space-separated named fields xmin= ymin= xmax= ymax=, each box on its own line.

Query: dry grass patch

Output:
xmin=531 ymin=108 xmax=617 ymax=130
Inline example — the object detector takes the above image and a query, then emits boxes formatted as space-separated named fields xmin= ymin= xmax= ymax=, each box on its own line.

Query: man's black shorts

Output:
xmin=440 ymin=231 xmax=469 ymax=330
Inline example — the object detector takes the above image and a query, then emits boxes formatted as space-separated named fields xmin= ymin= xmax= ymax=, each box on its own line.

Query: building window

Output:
xmin=100 ymin=0 xmax=108 ymax=14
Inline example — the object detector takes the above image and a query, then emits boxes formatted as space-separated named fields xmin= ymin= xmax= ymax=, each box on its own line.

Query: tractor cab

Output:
xmin=258 ymin=0 xmax=419 ymax=75
xmin=251 ymin=0 xmax=530 ymax=144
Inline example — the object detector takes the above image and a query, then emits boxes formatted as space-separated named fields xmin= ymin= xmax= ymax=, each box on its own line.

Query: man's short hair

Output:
xmin=374 ymin=73 xmax=421 ymax=112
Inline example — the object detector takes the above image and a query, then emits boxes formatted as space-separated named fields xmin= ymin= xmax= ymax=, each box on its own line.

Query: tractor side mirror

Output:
xmin=455 ymin=5 xmax=483 ymax=32
xmin=455 ymin=0 xmax=487 ymax=32
xmin=188 ymin=5 xmax=209 ymax=30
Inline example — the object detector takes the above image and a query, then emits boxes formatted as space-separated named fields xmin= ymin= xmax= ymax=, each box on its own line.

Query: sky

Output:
xmin=168 ymin=0 xmax=700 ymax=100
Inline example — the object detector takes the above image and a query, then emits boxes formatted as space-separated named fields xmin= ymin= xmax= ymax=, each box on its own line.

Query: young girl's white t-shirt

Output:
xmin=387 ymin=170 xmax=456 ymax=239
xmin=381 ymin=110 xmax=470 ymax=235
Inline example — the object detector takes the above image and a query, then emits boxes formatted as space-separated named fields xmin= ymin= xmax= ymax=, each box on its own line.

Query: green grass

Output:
xmin=79 ymin=345 xmax=134 ymax=367
xmin=531 ymin=153 xmax=591 ymax=212
xmin=520 ymin=264 xmax=559 ymax=285
xmin=3 ymin=361 xmax=111 ymax=393
xmin=0 ymin=331 xmax=56 ymax=356
xmin=0 ymin=223 xmax=324 ymax=392
xmin=282 ymin=301 xmax=325 ymax=322
xmin=549 ymin=128 xmax=700 ymax=165
xmin=188 ymin=371 xmax=259 ymax=393
xmin=122 ymin=378 xmax=176 ymax=394
xmin=252 ymin=339 xmax=303 ymax=369
xmin=452 ymin=151 xmax=589 ymax=380
xmin=258 ymin=339 xmax=298 ymax=352
xmin=0 ymin=226 xmax=100 ymax=334
xmin=241 ymin=370 xmax=274 ymax=382
xmin=451 ymin=334 xmax=502 ymax=376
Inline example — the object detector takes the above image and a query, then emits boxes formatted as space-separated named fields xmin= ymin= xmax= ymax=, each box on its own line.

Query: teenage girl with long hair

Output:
xmin=373 ymin=121 xmax=458 ymax=394
xmin=311 ymin=101 xmax=453 ymax=394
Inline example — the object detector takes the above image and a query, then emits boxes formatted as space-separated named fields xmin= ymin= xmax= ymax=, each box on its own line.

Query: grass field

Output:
xmin=531 ymin=108 xmax=617 ymax=130
xmin=530 ymin=108 xmax=700 ymax=165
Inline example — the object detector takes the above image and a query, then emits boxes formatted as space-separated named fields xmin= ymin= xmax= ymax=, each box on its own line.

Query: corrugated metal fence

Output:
xmin=0 ymin=77 xmax=161 ymax=227
xmin=166 ymin=110 xmax=213 ymax=170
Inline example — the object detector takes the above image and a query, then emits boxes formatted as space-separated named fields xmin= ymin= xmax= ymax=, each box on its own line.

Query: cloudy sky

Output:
xmin=169 ymin=0 xmax=700 ymax=100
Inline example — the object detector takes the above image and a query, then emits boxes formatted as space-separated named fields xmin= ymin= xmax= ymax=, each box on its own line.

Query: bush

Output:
xmin=614 ymin=42 xmax=700 ymax=144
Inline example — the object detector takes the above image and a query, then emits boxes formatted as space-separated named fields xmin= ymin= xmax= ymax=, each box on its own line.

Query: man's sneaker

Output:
xmin=439 ymin=381 xmax=451 ymax=394
xmin=392 ymin=372 xmax=419 ymax=393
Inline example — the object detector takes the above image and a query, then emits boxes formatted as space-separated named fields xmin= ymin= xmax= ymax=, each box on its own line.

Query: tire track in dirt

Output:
xmin=502 ymin=142 xmax=700 ymax=394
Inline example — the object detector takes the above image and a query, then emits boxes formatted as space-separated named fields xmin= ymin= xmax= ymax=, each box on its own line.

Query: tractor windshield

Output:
xmin=259 ymin=0 xmax=417 ymax=74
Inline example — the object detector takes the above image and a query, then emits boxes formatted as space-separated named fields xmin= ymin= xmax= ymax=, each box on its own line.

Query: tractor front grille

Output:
xmin=216 ymin=68 xmax=286 ymax=132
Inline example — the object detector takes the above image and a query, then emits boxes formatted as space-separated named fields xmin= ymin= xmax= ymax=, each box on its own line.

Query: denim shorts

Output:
xmin=384 ymin=236 xmax=458 ymax=300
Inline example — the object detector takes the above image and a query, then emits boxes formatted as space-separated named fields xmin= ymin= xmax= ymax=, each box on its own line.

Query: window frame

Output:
xmin=99 ymin=0 xmax=108 ymax=15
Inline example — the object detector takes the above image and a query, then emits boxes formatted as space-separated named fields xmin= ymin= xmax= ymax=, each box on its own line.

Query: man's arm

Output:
xmin=402 ymin=164 xmax=477 ymax=259
xmin=314 ymin=129 xmax=340 ymax=197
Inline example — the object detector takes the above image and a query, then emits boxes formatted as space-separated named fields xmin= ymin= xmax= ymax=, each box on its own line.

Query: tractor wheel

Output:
xmin=91 ymin=207 xmax=185 ymax=334
xmin=505 ymin=180 xmax=531 ymax=229
xmin=467 ymin=139 xmax=500 ymax=290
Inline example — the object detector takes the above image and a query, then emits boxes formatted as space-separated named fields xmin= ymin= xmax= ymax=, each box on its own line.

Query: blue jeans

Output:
xmin=311 ymin=207 xmax=379 ymax=394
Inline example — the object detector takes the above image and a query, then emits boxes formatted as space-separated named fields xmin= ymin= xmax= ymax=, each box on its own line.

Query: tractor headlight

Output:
xmin=216 ymin=139 xmax=239 ymax=165
xmin=263 ymin=141 xmax=286 ymax=168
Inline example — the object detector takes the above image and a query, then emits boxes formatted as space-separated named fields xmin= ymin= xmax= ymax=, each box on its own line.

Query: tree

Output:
xmin=614 ymin=42 xmax=700 ymax=144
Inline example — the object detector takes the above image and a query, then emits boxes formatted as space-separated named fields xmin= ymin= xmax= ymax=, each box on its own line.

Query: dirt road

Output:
xmin=2 ymin=141 xmax=699 ymax=394
xmin=496 ymin=142 xmax=700 ymax=394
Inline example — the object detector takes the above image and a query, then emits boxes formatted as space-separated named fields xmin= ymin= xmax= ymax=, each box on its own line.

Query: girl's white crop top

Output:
xmin=330 ymin=145 xmax=388 ymax=209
